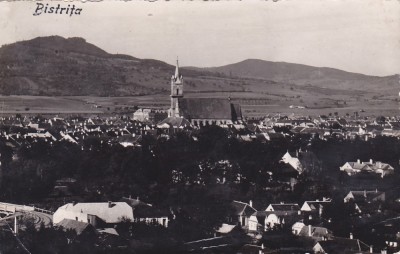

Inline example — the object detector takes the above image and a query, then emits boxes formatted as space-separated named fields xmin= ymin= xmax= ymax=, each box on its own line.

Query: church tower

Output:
xmin=169 ymin=58 xmax=183 ymax=117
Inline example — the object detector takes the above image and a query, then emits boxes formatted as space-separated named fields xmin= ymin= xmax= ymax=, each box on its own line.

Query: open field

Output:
xmin=0 ymin=92 xmax=398 ymax=118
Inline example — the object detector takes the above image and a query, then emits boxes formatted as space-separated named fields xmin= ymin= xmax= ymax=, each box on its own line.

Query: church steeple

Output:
xmin=174 ymin=57 xmax=181 ymax=82
xmin=169 ymin=58 xmax=184 ymax=117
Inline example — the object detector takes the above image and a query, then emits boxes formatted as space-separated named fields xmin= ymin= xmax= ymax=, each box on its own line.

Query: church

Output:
xmin=159 ymin=59 xmax=242 ymax=127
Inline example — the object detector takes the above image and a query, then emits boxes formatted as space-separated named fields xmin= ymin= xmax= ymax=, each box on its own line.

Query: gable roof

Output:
xmin=301 ymin=200 xmax=332 ymax=211
xmin=231 ymin=201 xmax=257 ymax=216
xmin=345 ymin=190 xmax=385 ymax=203
xmin=57 ymin=202 xmax=133 ymax=223
xmin=267 ymin=204 xmax=300 ymax=212
xmin=56 ymin=219 xmax=94 ymax=235
xmin=179 ymin=98 xmax=241 ymax=121
xmin=315 ymin=237 xmax=369 ymax=254
xmin=299 ymin=225 xmax=331 ymax=238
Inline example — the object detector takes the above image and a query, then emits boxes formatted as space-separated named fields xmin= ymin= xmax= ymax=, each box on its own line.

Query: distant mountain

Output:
xmin=0 ymin=37 xmax=398 ymax=98
xmin=0 ymin=36 xmax=208 ymax=96
xmin=193 ymin=59 xmax=398 ymax=92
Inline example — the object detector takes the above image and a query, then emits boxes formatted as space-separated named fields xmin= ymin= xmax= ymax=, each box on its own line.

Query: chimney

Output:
xmin=370 ymin=159 xmax=373 ymax=164
xmin=350 ymin=232 xmax=353 ymax=239
xmin=249 ymin=200 xmax=253 ymax=207
xmin=357 ymin=159 xmax=361 ymax=164
xmin=308 ymin=225 xmax=312 ymax=237
xmin=108 ymin=201 xmax=112 ymax=208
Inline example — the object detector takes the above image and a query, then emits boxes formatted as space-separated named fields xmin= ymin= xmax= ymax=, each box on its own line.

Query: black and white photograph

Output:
xmin=0 ymin=0 xmax=400 ymax=253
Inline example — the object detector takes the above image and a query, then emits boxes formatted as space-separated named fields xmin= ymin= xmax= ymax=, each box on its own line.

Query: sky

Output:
xmin=0 ymin=0 xmax=399 ymax=76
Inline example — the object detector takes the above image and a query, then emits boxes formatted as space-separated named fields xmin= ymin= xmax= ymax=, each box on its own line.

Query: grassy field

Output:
xmin=0 ymin=92 xmax=398 ymax=118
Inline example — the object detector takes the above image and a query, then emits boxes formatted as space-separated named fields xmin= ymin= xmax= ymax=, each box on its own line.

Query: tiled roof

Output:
xmin=56 ymin=219 xmax=94 ymax=235
xmin=179 ymin=98 xmax=241 ymax=121
xmin=268 ymin=204 xmax=300 ymax=211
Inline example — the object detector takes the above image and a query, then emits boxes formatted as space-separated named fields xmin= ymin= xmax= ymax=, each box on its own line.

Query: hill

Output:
xmin=0 ymin=36 xmax=215 ymax=96
xmin=193 ymin=59 xmax=398 ymax=92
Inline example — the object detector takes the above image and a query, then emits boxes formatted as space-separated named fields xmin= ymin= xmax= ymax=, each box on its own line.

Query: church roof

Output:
xmin=179 ymin=98 xmax=241 ymax=121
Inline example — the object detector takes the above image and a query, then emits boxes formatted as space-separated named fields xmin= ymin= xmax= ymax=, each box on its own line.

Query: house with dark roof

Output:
xmin=344 ymin=190 xmax=385 ymax=204
xmin=313 ymin=237 xmax=371 ymax=254
xmin=56 ymin=218 xmax=96 ymax=237
xmin=228 ymin=200 xmax=257 ymax=229
xmin=121 ymin=197 xmax=171 ymax=227
xmin=132 ymin=205 xmax=170 ymax=227
xmin=301 ymin=199 xmax=332 ymax=218
xmin=295 ymin=223 xmax=332 ymax=241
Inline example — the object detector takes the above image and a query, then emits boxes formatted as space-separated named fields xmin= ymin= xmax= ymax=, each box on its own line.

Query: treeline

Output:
xmin=1 ymin=127 xmax=400 ymax=205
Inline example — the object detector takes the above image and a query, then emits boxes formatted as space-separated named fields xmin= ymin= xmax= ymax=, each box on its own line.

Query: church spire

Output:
xmin=174 ymin=57 xmax=180 ymax=81
xmin=169 ymin=57 xmax=184 ymax=118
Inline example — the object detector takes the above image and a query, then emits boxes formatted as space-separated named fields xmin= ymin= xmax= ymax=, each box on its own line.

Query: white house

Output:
xmin=53 ymin=202 xmax=134 ymax=227
xmin=300 ymin=199 xmax=332 ymax=217
xmin=133 ymin=109 xmax=152 ymax=122
xmin=264 ymin=203 xmax=301 ymax=230
xmin=340 ymin=159 xmax=394 ymax=177
xmin=281 ymin=151 xmax=304 ymax=174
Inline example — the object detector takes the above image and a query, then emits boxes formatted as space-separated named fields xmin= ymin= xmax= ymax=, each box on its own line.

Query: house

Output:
xmin=313 ymin=237 xmax=371 ymax=254
xmin=294 ymin=223 xmax=332 ymax=241
xmin=340 ymin=159 xmax=394 ymax=177
xmin=216 ymin=223 xmax=239 ymax=234
xmin=344 ymin=190 xmax=385 ymax=214
xmin=115 ymin=134 xmax=142 ymax=147
xmin=228 ymin=200 xmax=257 ymax=228
xmin=266 ymin=203 xmax=300 ymax=212
xmin=300 ymin=199 xmax=332 ymax=217
xmin=344 ymin=190 xmax=385 ymax=203
xmin=156 ymin=116 xmax=192 ymax=133
xmin=121 ymin=196 xmax=171 ymax=227
xmin=53 ymin=201 xmax=134 ymax=227
xmin=56 ymin=218 xmax=96 ymax=237
xmin=133 ymin=108 xmax=153 ymax=122
xmin=280 ymin=151 xmax=304 ymax=174
xmin=132 ymin=205 xmax=170 ymax=227
xmin=264 ymin=203 xmax=301 ymax=230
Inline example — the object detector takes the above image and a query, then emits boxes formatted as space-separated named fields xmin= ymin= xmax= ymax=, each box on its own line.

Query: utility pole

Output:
xmin=14 ymin=216 xmax=18 ymax=235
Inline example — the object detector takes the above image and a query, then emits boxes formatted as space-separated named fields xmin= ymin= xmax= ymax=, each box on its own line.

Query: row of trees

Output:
xmin=1 ymin=126 xmax=400 ymax=244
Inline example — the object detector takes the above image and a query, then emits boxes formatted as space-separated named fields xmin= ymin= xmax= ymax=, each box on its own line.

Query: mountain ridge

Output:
xmin=0 ymin=36 xmax=398 ymax=97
